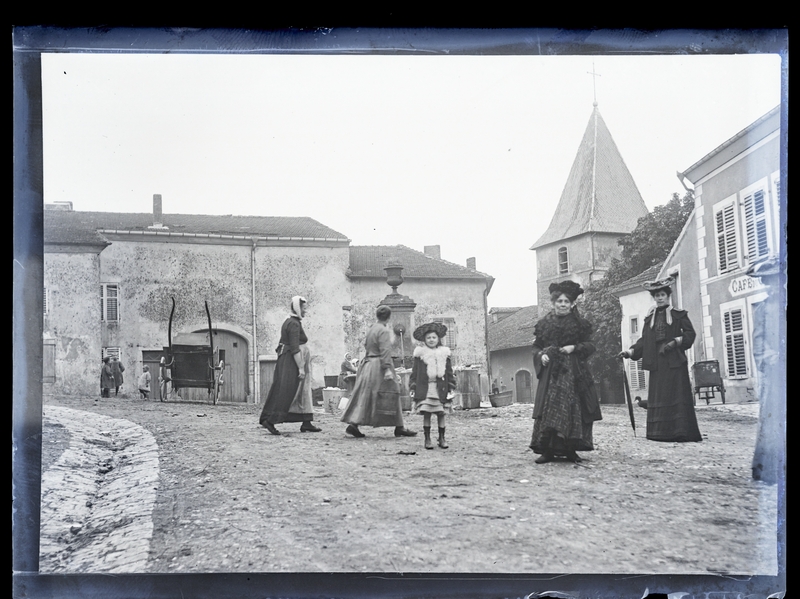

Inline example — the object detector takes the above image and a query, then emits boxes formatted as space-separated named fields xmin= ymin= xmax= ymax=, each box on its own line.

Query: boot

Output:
xmin=437 ymin=427 xmax=448 ymax=449
xmin=535 ymin=452 xmax=554 ymax=464
xmin=423 ymin=426 xmax=434 ymax=450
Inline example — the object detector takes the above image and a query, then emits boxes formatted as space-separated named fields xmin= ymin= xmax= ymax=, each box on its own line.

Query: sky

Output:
xmin=40 ymin=50 xmax=783 ymax=308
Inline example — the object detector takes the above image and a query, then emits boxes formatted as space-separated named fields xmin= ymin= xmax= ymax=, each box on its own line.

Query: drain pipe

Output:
xmin=251 ymin=237 xmax=260 ymax=405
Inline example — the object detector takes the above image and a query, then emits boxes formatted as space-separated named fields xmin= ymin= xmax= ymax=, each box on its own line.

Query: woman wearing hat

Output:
xmin=341 ymin=305 xmax=417 ymax=438
xmin=259 ymin=296 xmax=321 ymax=435
xmin=409 ymin=322 xmax=457 ymax=450
xmin=618 ymin=277 xmax=702 ymax=443
xmin=530 ymin=281 xmax=602 ymax=463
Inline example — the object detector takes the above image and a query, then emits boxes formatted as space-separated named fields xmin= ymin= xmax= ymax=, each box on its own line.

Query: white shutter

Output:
xmin=742 ymin=189 xmax=770 ymax=262
xmin=723 ymin=308 xmax=748 ymax=378
xmin=101 ymin=284 xmax=119 ymax=322
xmin=715 ymin=203 xmax=739 ymax=274
xmin=629 ymin=359 xmax=647 ymax=391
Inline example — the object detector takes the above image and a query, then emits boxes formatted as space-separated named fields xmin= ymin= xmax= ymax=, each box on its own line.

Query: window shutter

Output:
xmin=715 ymin=204 xmax=739 ymax=273
xmin=629 ymin=359 xmax=647 ymax=391
xmin=723 ymin=308 xmax=747 ymax=377
xmin=43 ymin=288 xmax=48 ymax=314
xmin=743 ymin=189 xmax=770 ymax=262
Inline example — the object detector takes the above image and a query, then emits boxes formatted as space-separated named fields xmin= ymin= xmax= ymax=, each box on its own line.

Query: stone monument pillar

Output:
xmin=378 ymin=260 xmax=416 ymax=370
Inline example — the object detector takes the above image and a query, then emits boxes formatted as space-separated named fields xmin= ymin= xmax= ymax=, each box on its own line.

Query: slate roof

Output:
xmin=488 ymin=305 xmax=540 ymax=352
xmin=609 ymin=262 xmax=665 ymax=296
xmin=531 ymin=106 xmax=649 ymax=250
xmin=44 ymin=210 xmax=350 ymax=244
xmin=348 ymin=245 xmax=494 ymax=282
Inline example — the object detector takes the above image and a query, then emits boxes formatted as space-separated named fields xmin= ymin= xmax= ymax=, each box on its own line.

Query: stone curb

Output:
xmin=40 ymin=406 xmax=159 ymax=573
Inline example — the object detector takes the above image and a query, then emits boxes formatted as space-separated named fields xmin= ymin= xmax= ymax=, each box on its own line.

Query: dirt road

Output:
xmin=40 ymin=394 xmax=778 ymax=576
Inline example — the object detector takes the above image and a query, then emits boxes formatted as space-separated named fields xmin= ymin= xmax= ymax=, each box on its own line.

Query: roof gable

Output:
xmin=531 ymin=106 xmax=649 ymax=250
xmin=348 ymin=245 xmax=493 ymax=281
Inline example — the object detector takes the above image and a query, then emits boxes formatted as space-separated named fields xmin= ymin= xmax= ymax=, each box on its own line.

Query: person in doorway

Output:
xmin=409 ymin=322 xmax=457 ymax=450
xmin=530 ymin=281 xmax=602 ymax=463
xmin=618 ymin=276 xmax=701 ymax=443
xmin=341 ymin=305 xmax=417 ymax=438
xmin=259 ymin=296 xmax=320 ymax=435
xmin=138 ymin=365 xmax=151 ymax=399
xmin=111 ymin=356 xmax=125 ymax=396
xmin=159 ymin=355 xmax=174 ymax=402
xmin=100 ymin=357 xmax=114 ymax=398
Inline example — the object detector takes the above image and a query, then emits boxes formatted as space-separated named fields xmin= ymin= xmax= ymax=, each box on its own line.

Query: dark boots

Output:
xmin=423 ymin=426 xmax=434 ymax=450
xmin=437 ymin=427 xmax=448 ymax=449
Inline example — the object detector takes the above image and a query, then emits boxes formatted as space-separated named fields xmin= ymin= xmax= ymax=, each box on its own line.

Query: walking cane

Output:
xmin=619 ymin=356 xmax=637 ymax=437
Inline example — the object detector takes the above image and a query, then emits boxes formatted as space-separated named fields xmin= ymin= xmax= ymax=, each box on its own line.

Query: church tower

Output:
xmin=530 ymin=102 xmax=649 ymax=303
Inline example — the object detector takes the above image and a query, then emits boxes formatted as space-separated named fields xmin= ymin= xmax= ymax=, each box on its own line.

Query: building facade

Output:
xmin=44 ymin=201 xmax=494 ymax=403
xmin=675 ymin=105 xmax=782 ymax=403
xmin=487 ymin=305 xmax=539 ymax=404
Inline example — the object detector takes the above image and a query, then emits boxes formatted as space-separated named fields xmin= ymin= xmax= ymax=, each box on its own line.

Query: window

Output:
xmin=101 ymin=284 xmax=119 ymax=322
xmin=102 ymin=347 xmax=121 ymax=361
xmin=629 ymin=358 xmax=647 ymax=391
xmin=558 ymin=247 xmax=569 ymax=274
xmin=43 ymin=338 xmax=56 ymax=384
xmin=432 ymin=318 xmax=457 ymax=350
xmin=721 ymin=304 xmax=748 ymax=379
xmin=714 ymin=198 xmax=740 ymax=274
xmin=630 ymin=317 xmax=639 ymax=335
xmin=742 ymin=189 xmax=770 ymax=263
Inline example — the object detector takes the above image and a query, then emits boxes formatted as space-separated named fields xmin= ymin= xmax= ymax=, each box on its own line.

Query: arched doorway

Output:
xmin=515 ymin=369 xmax=533 ymax=404
xmin=178 ymin=329 xmax=250 ymax=403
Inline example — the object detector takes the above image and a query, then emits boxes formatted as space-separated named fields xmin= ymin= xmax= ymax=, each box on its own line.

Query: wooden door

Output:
xmin=180 ymin=329 xmax=250 ymax=403
xmin=142 ymin=350 xmax=164 ymax=401
xmin=515 ymin=369 xmax=533 ymax=404
xmin=259 ymin=359 xmax=277 ymax=405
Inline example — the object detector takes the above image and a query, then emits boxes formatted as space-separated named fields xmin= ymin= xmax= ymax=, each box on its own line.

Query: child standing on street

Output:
xmin=138 ymin=366 xmax=151 ymax=399
xmin=409 ymin=322 xmax=457 ymax=450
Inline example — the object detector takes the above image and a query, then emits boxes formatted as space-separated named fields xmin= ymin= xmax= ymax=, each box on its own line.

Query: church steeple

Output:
xmin=530 ymin=104 xmax=648 ymax=250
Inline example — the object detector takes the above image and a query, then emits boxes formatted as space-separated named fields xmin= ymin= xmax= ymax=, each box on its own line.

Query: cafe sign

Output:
xmin=729 ymin=275 xmax=765 ymax=297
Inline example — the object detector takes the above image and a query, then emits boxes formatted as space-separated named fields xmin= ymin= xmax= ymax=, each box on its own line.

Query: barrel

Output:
xmin=456 ymin=369 xmax=481 ymax=409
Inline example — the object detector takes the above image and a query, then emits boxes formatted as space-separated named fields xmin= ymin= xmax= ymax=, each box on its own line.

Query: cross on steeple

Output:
xmin=587 ymin=63 xmax=601 ymax=105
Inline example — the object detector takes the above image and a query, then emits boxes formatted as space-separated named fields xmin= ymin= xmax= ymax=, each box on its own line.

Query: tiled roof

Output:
xmin=531 ymin=106 xmax=649 ymax=249
xmin=348 ymin=245 xmax=494 ymax=281
xmin=488 ymin=305 xmax=540 ymax=352
xmin=44 ymin=210 xmax=349 ymax=244
xmin=609 ymin=262 xmax=665 ymax=295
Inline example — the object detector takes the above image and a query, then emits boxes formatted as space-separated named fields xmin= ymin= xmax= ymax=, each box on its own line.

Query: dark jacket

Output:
xmin=111 ymin=359 xmax=125 ymax=386
xmin=531 ymin=310 xmax=602 ymax=423
xmin=409 ymin=345 xmax=457 ymax=403
xmin=630 ymin=307 xmax=696 ymax=371
xmin=276 ymin=316 xmax=308 ymax=356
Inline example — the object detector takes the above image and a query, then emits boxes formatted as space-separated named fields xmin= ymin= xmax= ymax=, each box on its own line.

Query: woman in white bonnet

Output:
xmin=259 ymin=296 xmax=320 ymax=435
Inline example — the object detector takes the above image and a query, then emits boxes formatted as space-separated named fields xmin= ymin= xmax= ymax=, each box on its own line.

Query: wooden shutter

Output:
xmin=743 ymin=189 xmax=770 ymax=262
xmin=715 ymin=204 xmax=739 ymax=274
xmin=723 ymin=308 xmax=748 ymax=378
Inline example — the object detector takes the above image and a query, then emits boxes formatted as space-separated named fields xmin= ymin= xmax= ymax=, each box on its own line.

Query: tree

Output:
xmin=579 ymin=191 xmax=694 ymax=402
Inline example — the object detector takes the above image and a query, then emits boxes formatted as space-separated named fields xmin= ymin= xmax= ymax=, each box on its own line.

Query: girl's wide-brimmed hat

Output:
xmin=413 ymin=322 xmax=447 ymax=341
xmin=642 ymin=276 xmax=675 ymax=293
xmin=549 ymin=280 xmax=584 ymax=302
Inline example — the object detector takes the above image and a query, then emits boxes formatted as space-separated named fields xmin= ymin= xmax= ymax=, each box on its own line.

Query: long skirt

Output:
xmin=645 ymin=355 xmax=702 ymax=442
xmin=340 ymin=357 xmax=404 ymax=428
xmin=530 ymin=362 xmax=594 ymax=455
xmin=259 ymin=345 xmax=314 ymax=425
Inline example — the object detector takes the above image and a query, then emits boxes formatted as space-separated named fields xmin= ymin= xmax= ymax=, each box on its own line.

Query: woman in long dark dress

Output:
xmin=619 ymin=277 xmax=702 ymax=442
xmin=341 ymin=305 xmax=416 ymax=438
xmin=259 ymin=296 xmax=321 ymax=435
xmin=530 ymin=281 xmax=602 ymax=464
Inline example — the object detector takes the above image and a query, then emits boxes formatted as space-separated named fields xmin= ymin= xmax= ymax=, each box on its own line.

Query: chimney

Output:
xmin=149 ymin=194 xmax=167 ymax=229
xmin=423 ymin=245 xmax=441 ymax=260
xmin=466 ymin=257 xmax=476 ymax=270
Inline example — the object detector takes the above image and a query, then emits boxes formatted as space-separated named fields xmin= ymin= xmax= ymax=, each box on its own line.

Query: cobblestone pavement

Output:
xmin=38 ymin=395 xmax=780 ymax=576
xmin=39 ymin=405 xmax=159 ymax=573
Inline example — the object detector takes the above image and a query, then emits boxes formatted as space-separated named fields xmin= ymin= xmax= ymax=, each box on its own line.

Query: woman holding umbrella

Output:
xmin=618 ymin=276 xmax=702 ymax=443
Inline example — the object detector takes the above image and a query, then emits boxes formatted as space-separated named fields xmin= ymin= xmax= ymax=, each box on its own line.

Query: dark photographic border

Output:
xmin=13 ymin=26 xmax=788 ymax=599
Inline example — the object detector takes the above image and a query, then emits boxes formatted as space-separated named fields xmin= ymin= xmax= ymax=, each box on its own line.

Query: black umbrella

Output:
xmin=619 ymin=356 xmax=637 ymax=437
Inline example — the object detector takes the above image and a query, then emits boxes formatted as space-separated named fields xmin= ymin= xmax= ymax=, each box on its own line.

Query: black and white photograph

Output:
xmin=13 ymin=27 xmax=786 ymax=598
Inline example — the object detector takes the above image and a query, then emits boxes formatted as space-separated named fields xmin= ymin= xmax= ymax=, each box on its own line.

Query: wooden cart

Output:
xmin=162 ymin=297 xmax=225 ymax=404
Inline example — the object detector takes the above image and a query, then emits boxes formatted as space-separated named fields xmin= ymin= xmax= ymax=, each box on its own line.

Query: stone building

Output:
xmin=530 ymin=103 xmax=650 ymax=303
xmin=43 ymin=199 xmax=494 ymax=403
xmin=487 ymin=305 xmax=539 ymax=404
